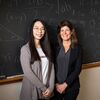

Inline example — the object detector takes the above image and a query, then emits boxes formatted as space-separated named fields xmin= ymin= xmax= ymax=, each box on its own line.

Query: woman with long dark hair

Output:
xmin=20 ymin=19 xmax=55 ymax=100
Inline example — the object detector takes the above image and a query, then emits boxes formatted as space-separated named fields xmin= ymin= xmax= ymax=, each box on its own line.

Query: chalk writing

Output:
xmin=0 ymin=0 xmax=100 ymax=77
xmin=56 ymin=0 xmax=71 ymax=14
xmin=6 ymin=12 xmax=26 ymax=24
xmin=0 ymin=53 xmax=19 ymax=63
xmin=0 ymin=24 xmax=23 ymax=41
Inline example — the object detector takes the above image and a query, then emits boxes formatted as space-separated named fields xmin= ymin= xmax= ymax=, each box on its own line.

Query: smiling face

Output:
xmin=60 ymin=26 xmax=71 ymax=42
xmin=33 ymin=21 xmax=45 ymax=41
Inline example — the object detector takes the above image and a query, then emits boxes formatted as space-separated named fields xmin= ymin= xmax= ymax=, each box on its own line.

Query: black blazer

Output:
xmin=55 ymin=45 xmax=82 ymax=92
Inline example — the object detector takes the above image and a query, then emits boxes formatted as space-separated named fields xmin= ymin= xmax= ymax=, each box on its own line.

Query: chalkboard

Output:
xmin=0 ymin=0 xmax=100 ymax=77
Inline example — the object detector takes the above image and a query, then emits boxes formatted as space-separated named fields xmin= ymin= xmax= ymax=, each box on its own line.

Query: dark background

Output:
xmin=0 ymin=0 xmax=100 ymax=77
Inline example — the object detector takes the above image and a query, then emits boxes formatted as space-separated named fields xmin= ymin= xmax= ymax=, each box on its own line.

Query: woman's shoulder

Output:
xmin=54 ymin=44 xmax=61 ymax=57
xmin=77 ymin=44 xmax=82 ymax=53
xmin=71 ymin=45 xmax=82 ymax=56
xmin=73 ymin=44 xmax=82 ymax=51
xmin=20 ymin=42 xmax=30 ymax=54
xmin=21 ymin=42 xmax=29 ymax=49
xmin=74 ymin=45 xmax=83 ymax=57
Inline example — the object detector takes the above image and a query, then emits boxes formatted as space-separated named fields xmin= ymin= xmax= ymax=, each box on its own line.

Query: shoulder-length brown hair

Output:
xmin=57 ymin=20 xmax=78 ymax=48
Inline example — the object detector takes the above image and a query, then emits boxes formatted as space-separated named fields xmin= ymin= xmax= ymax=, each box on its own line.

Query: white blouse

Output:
xmin=36 ymin=48 xmax=49 ymax=85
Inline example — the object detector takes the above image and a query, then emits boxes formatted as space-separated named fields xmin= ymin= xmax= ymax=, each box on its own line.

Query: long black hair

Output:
xmin=29 ymin=19 xmax=52 ymax=64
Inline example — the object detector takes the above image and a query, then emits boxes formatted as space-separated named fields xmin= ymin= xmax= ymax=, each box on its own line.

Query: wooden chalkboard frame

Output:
xmin=0 ymin=61 xmax=100 ymax=85
xmin=0 ymin=0 xmax=100 ymax=84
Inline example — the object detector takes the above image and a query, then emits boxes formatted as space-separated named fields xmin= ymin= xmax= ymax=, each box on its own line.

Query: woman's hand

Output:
xmin=42 ymin=88 xmax=51 ymax=98
xmin=56 ymin=82 xmax=68 ymax=94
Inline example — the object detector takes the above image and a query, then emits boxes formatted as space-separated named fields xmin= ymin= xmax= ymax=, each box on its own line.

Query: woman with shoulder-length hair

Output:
xmin=20 ymin=19 xmax=55 ymax=100
xmin=55 ymin=20 xmax=82 ymax=100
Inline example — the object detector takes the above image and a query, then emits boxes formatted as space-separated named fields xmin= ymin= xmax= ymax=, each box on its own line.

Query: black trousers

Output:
xmin=54 ymin=89 xmax=79 ymax=100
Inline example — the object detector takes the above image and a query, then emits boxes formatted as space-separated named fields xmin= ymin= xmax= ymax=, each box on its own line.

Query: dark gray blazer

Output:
xmin=55 ymin=45 xmax=82 ymax=92
xmin=20 ymin=43 xmax=55 ymax=100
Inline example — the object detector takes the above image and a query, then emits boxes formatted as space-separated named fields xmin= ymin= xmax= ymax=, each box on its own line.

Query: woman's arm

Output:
xmin=42 ymin=63 xmax=55 ymax=97
xmin=20 ymin=46 xmax=46 ymax=91
xmin=65 ymin=47 xmax=82 ymax=86
xmin=48 ymin=63 xmax=55 ymax=93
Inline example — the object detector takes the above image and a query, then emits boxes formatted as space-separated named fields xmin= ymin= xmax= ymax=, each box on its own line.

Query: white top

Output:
xmin=36 ymin=48 xmax=49 ymax=85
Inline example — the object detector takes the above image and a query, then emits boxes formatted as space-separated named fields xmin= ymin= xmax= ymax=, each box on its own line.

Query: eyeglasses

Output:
xmin=33 ymin=27 xmax=45 ymax=31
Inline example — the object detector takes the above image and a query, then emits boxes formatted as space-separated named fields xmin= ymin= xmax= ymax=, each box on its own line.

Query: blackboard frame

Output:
xmin=0 ymin=61 xmax=100 ymax=85
xmin=0 ymin=0 xmax=100 ymax=78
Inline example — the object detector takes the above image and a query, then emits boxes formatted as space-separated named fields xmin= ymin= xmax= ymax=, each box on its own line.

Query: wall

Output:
xmin=0 ymin=67 xmax=100 ymax=100
xmin=0 ymin=82 xmax=22 ymax=100
xmin=77 ymin=67 xmax=100 ymax=100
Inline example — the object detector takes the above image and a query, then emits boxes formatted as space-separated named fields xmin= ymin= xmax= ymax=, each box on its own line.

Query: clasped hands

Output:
xmin=56 ymin=82 xmax=68 ymax=94
xmin=42 ymin=88 xmax=51 ymax=98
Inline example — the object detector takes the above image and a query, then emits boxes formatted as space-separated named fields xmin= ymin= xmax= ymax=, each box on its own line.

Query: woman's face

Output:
xmin=33 ymin=21 xmax=45 ymax=41
xmin=60 ymin=26 xmax=71 ymax=41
